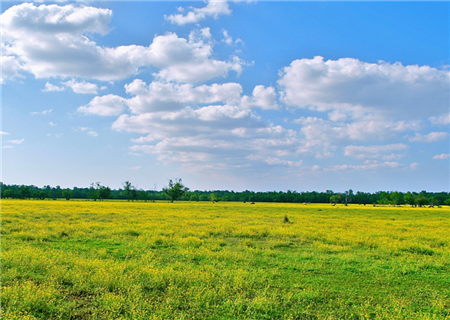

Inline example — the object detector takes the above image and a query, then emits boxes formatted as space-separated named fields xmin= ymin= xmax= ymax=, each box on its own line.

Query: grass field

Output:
xmin=1 ymin=199 xmax=449 ymax=319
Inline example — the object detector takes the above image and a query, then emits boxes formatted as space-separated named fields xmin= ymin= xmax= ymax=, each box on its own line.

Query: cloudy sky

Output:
xmin=2 ymin=1 xmax=449 ymax=192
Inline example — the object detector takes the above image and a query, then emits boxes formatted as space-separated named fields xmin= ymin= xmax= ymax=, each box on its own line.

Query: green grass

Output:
xmin=1 ymin=199 xmax=449 ymax=319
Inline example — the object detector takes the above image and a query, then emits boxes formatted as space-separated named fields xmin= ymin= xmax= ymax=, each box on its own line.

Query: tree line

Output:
xmin=1 ymin=181 xmax=449 ymax=207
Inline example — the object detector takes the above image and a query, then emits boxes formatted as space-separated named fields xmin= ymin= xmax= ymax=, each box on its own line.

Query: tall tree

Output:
xmin=98 ymin=186 xmax=111 ymax=201
xmin=63 ymin=189 xmax=72 ymax=201
xmin=123 ymin=181 xmax=133 ymax=201
xmin=90 ymin=182 xmax=100 ymax=201
xmin=163 ymin=179 xmax=189 ymax=203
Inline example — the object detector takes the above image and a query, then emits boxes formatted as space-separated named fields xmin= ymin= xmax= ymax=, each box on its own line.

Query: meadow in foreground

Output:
xmin=1 ymin=199 xmax=449 ymax=319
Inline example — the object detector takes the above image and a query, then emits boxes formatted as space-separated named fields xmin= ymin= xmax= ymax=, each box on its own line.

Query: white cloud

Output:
xmin=113 ymin=102 xmax=301 ymax=171
xmin=123 ymin=80 xmax=277 ymax=114
xmin=165 ymin=0 xmax=231 ymax=25
xmin=2 ymin=4 xmax=242 ymax=83
xmin=328 ymin=161 xmax=401 ymax=171
xmin=410 ymin=162 xmax=419 ymax=170
xmin=63 ymin=79 xmax=101 ymax=94
xmin=78 ymin=94 xmax=126 ymax=116
xmin=241 ymin=85 xmax=279 ymax=110
xmin=429 ymin=114 xmax=450 ymax=125
xmin=43 ymin=82 xmax=65 ymax=92
xmin=278 ymin=56 xmax=450 ymax=121
xmin=49 ymin=122 xmax=57 ymax=127
xmin=31 ymin=108 xmax=53 ymax=115
xmin=344 ymin=144 xmax=409 ymax=160
xmin=433 ymin=153 xmax=450 ymax=160
xmin=264 ymin=158 xmax=302 ymax=167
xmin=124 ymin=80 xmax=243 ymax=114
xmin=0 ymin=131 xmax=11 ymax=135
xmin=8 ymin=138 xmax=25 ymax=144
xmin=75 ymin=126 xmax=97 ymax=137
xmin=150 ymin=33 xmax=244 ymax=83
xmin=1 ymin=55 xmax=26 ymax=82
xmin=222 ymin=29 xmax=233 ymax=45
xmin=294 ymin=116 xmax=418 ymax=156
xmin=113 ymin=104 xmax=263 ymax=135
xmin=409 ymin=132 xmax=449 ymax=142
xmin=2 ymin=3 xmax=122 ymax=80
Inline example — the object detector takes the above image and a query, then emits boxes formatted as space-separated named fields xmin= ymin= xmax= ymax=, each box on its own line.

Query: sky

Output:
xmin=1 ymin=0 xmax=449 ymax=192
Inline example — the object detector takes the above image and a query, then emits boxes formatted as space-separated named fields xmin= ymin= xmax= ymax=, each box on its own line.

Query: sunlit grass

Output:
xmin=1 ymin=200 xmax=449 ymax=319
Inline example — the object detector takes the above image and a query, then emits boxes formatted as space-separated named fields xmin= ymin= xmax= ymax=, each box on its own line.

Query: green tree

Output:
xmin=417 ymin=193 xmax=428 ymax=207
xmin=63 ymin=189 xmax=72 ymax=201
xmin=36 ymin=190 xmax=48 ymax=200
xmin=3 ymin=189 xmax=16 ymax=199
xmin=20 ymin=185 xmax=32 ymax=199
xmin=189 ymin=193 xmax=199 ymax=202
xmin=163 ymin=179 xmax=189 ymax=203
xmin=90 ymin=182 xmax=100 ymax=201
xmin=330 ymin=194 xmax=341 ymax=205
xmin=98 ymin=186 xmax=111 ymax=201
xmin=136 ymin=190 xmax=148 ymax=201
xmin=404 ymin=192 xmax=416 ymax=207
xmin=123 ymin=181 xmax=133 ymax=201
xmin=389 ymin=191 xmax=402 ymax=206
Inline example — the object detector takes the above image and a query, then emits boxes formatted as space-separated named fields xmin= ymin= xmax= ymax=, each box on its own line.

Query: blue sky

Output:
xmin=1 ymin=1 xmax=449 ymax=192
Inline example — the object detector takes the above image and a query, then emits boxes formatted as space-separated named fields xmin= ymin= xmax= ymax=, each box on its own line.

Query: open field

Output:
xmin=1 ymin=199 xmax=449 ymax=319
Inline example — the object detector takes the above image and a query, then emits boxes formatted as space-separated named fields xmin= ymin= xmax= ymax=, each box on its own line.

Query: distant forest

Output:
xmin=1 ymin=182 xmax=449 ymax=207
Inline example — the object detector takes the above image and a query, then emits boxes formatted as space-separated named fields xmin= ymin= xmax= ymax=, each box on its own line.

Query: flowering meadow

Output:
xmin=1 ymin=200 xmax=449 ymax=319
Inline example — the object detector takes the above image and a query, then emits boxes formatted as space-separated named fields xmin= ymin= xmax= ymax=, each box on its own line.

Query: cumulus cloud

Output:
xmin=410 ymin=162 xmax=419 ymax=170
xmin=1 ymin=55 xmax=26 ymax=82
xmin=429 ymin=114 xmax=450 ymax=126
xmin=150 ymin=33 xmax=243 ymax=83
xmin=2 ymin=3 xmax=123 ymax=80
xmin=241 ymin=85 xmax=279 ymax=110
xmin=433 ymin=153 xmax=450 ymax=160
xmin=112 ymin=104 xmax=262 ymax=135
xmin=221 ymin=29 xmax=242 ymax=46
xmin=63 ymin=79 xmax=101 ymax=94
xmin=165 ymin=0 xmax=231 ymax=25
xmin=294 ymin=116 xmax=418 ymax=152
xmin=278 ymin=56 xmax=450 ymax=121
xmin=124 ymin=80 xmax=243 ymax=114
xmin=409 ymin=132 xmax=449 ymax=142
xmin=78 ymin=94 xmax=126 ymax=116
xmin=43 ymin=82 xmax=65 ymax=92
xmin=123 ymin=80 xmax=276 ymax=114
xmin=2 ymin=3 xmax=242 ymax=83
xmin=112 ymin=101 xmax=301 ymax=171
xmin=344 ymin=144 xmax=409 ymax=160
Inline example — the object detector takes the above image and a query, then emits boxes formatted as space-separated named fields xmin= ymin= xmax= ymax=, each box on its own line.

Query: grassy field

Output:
xmin=1 ymin=199 xmax=449 ymax=319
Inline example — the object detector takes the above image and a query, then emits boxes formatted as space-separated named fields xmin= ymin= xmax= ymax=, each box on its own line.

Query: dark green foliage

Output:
xmin=63 ymin=189 xmax=72 ymax=201
xmin=123 ymin=181 xmax=133 ymax=201
xmin=98 ymin=186 xmax=111 ymax=201
xmin=1 ymin=182 xmax=449 ymax=205
xmin=163 ymin=179 xmax=189 ymax=202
